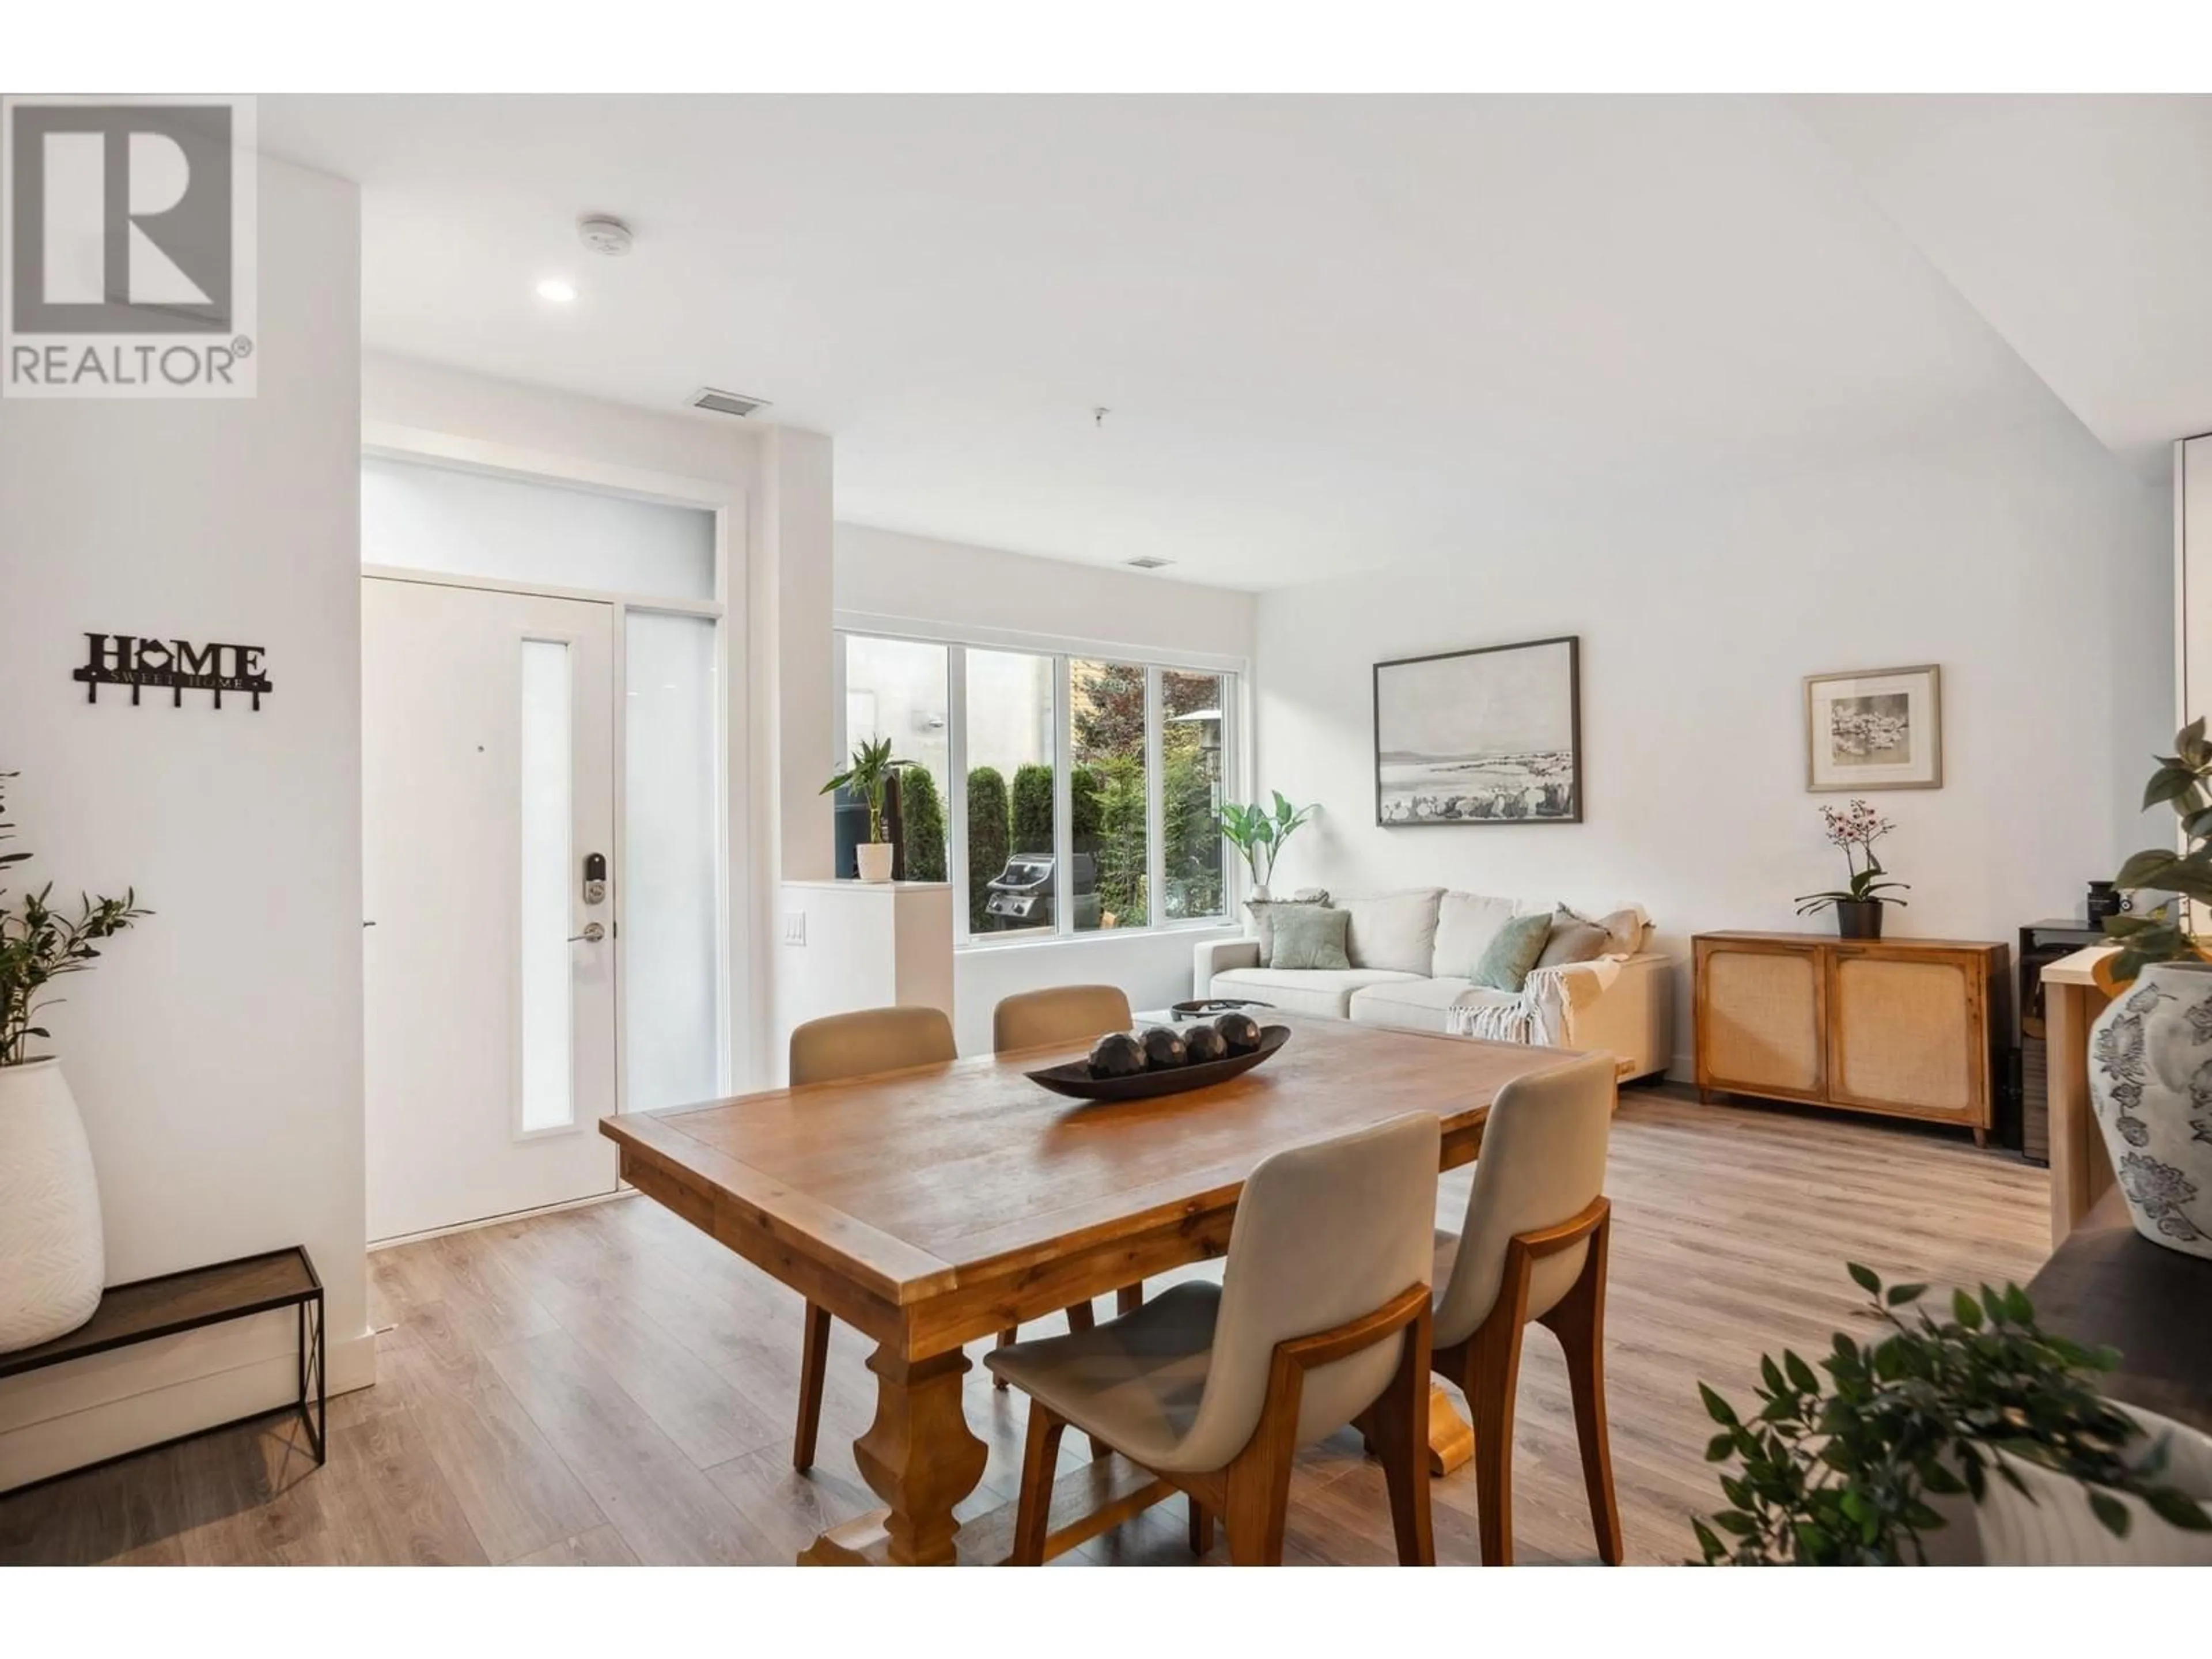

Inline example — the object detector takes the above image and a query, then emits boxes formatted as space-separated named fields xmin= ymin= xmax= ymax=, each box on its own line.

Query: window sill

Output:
xmin=956 ymin=920 xmax=1244 ymax=955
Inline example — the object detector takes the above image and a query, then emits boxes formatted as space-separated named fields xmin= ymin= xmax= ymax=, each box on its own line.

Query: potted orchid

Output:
xmin=1795 ymin=798 xmax=1909 ymax=940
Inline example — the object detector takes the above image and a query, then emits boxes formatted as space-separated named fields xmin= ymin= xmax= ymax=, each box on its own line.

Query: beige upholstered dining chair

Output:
xmin=785 ymin=1005 xmax=957 ymax=1472
xmin=1430 ymin=1051 xmax=1621 ymax=1566
xmin=991 ymin=983 xmax=1132 ymax=1054
xmin=990 ymin=984 xmax=1142 ymax=1378
xmin=988 ymin=1112 xmax=1442 ymax=1566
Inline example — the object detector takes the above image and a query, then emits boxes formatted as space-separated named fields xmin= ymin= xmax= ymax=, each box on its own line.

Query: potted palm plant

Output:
xmin=0 ymin=772 xmax=148 ymax=1353
xmin=1218 ymin=791 xmax=1316 ymax=906
xmin=1794 ymin=798 xmax=1909 ymax=939
xmin=821 ymin=737 xmax=911 ymax=883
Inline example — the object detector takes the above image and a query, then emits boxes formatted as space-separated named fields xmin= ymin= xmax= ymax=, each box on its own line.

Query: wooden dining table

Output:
xmin=600 ymin=1013 xmax=1577 ymax=1565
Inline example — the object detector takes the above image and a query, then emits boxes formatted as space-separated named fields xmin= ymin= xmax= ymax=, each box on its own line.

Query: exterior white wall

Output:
xmin=0 ymin=159 xmax=368 ymax=1486
xmin=832 ymin=523 xmax=1259 ymax=1052
xmin=1251 ymin=416 xmax=2173 ymax=1077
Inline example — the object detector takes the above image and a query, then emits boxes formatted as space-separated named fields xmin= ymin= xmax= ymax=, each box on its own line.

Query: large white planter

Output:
xmin=854 ymin=842 xmax=894 ymax=883
xmin=1978 ymin=1406 xmax=2212 ymax=1565
xmin=2088 ymin=960 xmax=2212 ymax=1259
xmin=0 ymin=1058 xmax=105 ymax=1353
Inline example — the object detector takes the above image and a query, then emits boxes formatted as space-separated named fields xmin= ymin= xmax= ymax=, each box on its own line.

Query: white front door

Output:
xmin=363 ymin=577 xmax=619 ymax=1241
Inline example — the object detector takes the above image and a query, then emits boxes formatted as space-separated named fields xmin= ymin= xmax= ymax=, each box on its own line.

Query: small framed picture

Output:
xmin=1804 ymin=664 xmax=1942 ymax=791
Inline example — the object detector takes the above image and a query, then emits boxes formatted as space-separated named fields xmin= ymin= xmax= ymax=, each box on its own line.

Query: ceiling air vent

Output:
xmin=1124 ymin=556 xmax=1173 ymax=570
xmin=688 ymin=387 xmax=772 ymax=419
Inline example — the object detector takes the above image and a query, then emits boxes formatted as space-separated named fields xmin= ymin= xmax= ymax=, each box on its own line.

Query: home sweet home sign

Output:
xmin=72 ymin=633 xmax=272 ymax=710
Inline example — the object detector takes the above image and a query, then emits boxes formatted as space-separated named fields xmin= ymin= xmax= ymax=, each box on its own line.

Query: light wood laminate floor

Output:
xmin=0 ymin=1086 xmax=2048 ymax=1566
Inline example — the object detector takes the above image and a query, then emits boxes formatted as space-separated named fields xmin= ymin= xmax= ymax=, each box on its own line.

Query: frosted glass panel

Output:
xmin=625 ymin=611 xmax=722 ymax=1111
xmin=519 ymin=641 xmax=575 ymax=1132
xmin=363 ymin=455 xmax=714 ymax=601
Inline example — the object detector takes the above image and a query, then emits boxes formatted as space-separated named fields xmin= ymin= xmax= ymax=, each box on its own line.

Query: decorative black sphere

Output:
xmin=1182 ymin=1024 xmax=1228 ymax=1065
xmin=1087 ymin=1031 xmax=1146 ymax=1080
xmin=1140 ymin=1026 xmax=1189 ymax=1070
xmin=1214 ymin=1012 xmax=1262 ymax=1054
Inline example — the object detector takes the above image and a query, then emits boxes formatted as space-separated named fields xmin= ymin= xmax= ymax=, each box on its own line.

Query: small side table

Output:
xmin=0 ymin=1245 xmax=325 ymax=1495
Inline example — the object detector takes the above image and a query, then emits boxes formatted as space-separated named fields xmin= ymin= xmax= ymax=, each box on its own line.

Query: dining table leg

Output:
xmin=841 ymin=1342 xmax=991 ymax=1566
xmin=1427 ymin=1382 xmax=1475 ymax=1475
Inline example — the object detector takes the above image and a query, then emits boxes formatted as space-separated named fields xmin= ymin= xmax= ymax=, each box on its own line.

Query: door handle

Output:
xmin=568 ymin=922 xmax=605 ymax=944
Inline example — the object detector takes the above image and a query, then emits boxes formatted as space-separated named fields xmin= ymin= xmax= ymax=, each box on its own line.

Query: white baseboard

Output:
xmin=0 ymin=1319 xmax=376 ymax=1493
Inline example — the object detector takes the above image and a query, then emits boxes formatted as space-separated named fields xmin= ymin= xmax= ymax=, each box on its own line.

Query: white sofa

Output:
xmin=1192 ymin=888 xmax=1672 ymax=1081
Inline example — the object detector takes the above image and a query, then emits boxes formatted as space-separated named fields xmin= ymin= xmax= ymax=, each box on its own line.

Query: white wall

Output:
xmin=833 ymin=522 xmax=1259 ymax=1051
xmin=0 ymin=159 xmax=368 ymax=1486
xmin=1253 ymin=416 xmax=2173 ymax=1075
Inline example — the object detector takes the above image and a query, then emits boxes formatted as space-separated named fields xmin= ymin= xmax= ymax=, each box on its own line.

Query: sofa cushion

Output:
xmin=1471 ymin=911 xmax=1553 ymax=992
xmin=1270 ymin=904 xmax=1352 ymax=971
xmin=1210 ymin=967 xmax=1426 ymax=1021
xmin=1433 ymin=892 xmax=1522 ymax=979
xmin=1347 ymin=977 xmax=1520 ymax=1036
xmin=1536 ymin=910 xmax=1612 ymax=968
xmin=1339 ymin=888 xmax=1445 ymax=976
xmin=1563 ymin=903 xmax=1652 ymax=957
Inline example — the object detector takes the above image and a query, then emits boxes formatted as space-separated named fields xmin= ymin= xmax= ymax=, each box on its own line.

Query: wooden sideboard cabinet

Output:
xmin=1692 ymin=931 xmax=2009 ymax=1145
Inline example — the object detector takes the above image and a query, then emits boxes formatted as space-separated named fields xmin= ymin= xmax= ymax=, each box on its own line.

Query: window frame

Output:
xmin=831 ymin=616 xmax=1246 ymax=950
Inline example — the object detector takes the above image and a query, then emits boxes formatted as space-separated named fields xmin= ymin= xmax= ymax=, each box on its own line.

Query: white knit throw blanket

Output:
xmin=1446 ymin=956 xmax=1624 ymax=1047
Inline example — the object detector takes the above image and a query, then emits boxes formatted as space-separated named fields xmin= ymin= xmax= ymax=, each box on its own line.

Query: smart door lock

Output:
xmin=583 ymin=851 xmax=607 ymax=906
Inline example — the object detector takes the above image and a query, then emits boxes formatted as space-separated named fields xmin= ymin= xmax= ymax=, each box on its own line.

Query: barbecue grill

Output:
xmin=983 ymin=851 xmax=1099 ymax=930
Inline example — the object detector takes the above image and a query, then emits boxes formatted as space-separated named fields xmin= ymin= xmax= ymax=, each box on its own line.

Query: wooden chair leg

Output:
xmin=993 ymin=1326 xmax=1020 ymax=1389
xmin=1187 ymin=1498 xmax=1215 ymax=1558
xmin=1010 ymin=1404 xmax=1067 ymax=1566
xmin=1366 ymin=1310 xmax=1436 ymax=1566
xmin=1065 ymin=1300 xmax=1096 ymax=1332
xmin=1537 ymin=1221 xmax=1623 ymax=1564
xmin=1220 ymin=1456 xmax=1293 ymax=1565
xmin=794 ymin=1301 xmax=832 ymax=1472
xmin=1116 ymin=1281 xmax=1143 ymax=1316
xmin=1467 ymin=1315 xmax=1528 ymax=1566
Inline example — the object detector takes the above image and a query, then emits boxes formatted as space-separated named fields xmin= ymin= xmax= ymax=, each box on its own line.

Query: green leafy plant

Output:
xmin=1692 ymin=1263 xmax=2210 ymax=1565
xmin=1 ymin=772 xmax=151 ymax=1067
xmin=2101 ymin=717 xmax=2212 ymax=984
xmin=820 ymin=736 xmax=911 ymax=845
xmin=965 ymin=767 xmax=1009 ymax=932
xmin=1794 ymin=798 xmax=1910 ymax=918
xmin=1010 ymin=763 xmax=1055 ymax=854
xmin=898 ymin=766 xmax=948 ymax=884
xmin=1218 ymin=791 xmax=1316 ymax=893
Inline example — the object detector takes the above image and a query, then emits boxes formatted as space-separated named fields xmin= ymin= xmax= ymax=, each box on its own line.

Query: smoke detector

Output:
xmin=577 ymin=215 xmax=635 ymax=256
xmin=1125 ymin=556 xmax=1173 ymax=570
xmin=688 ymin=386 xmax=772 ymax=419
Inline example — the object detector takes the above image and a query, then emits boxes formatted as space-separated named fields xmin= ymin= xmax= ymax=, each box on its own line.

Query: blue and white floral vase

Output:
xmin=2088 ymin=961 xmax=2212 ymax=1260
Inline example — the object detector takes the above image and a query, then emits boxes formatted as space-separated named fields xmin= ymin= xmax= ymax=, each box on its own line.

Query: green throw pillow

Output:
xmin=1270 ymin=904 xmax=1352 ymax=971
xmin=1469 ymin=911 xmax=1552 ymax=992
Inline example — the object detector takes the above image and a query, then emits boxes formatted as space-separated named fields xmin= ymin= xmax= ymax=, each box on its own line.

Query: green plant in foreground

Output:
xmin=1218 ymin=791 xmax=1316 ymax=892
xmin=2102 ymin=717 xmax=2212 ymax=983
xmin=1692 ymin=1263 xmax=2210 ymax=1565
xmin=820 ymin=736 xmax=910 ymax=844
xmin=0 ymin=771 xmax=151 ymax=1066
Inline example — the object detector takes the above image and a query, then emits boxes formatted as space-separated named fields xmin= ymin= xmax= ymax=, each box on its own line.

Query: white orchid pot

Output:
xmin=1976 ymin=1406 xmax=2212 ymax=1565
xmin=2087 ymin=960 xmax=2212 ymax=1260
xmin=0 ymin=1058 xmax=105 ymax=1354
xmin=855 ymin=842 xmax=895 ymax=884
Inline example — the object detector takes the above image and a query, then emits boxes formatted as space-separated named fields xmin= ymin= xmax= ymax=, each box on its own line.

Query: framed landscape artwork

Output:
xmin=1373 ymin=635 xmax=1582 ymax=825
xmin=1804 ymin=664 xmax=1942 ymax=791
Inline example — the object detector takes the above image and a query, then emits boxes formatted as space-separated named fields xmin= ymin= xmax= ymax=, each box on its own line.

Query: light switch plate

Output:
xmin=782 ymin=911 xmax=806 ymax=946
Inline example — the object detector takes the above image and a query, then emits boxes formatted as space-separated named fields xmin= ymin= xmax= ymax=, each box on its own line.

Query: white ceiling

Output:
xmin=262 ymin=94 xmax=2205 ymax=590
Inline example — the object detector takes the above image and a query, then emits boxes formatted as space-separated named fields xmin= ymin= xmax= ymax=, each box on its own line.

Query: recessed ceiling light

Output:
xmin=536 ymin=278 xmax=577 ymax=304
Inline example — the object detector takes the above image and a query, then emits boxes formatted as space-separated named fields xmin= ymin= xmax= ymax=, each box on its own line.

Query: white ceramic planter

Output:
xmin=2087 ymin=960 xmax=2212 ymax=1259
xmin=1977 ymin=1406 xmax=2212 ymax=1565
xmin=0 ymin=1058 xmax=105 ymax=1354
xmin=855 ymin=842 xmax=895 ymax=883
